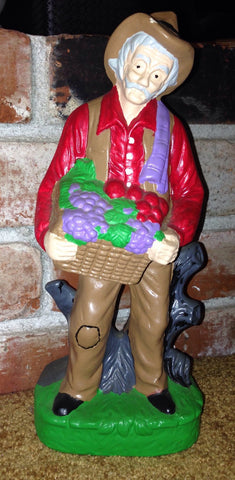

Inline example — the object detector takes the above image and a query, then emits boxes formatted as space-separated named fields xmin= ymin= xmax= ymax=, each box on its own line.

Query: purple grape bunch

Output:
xmin=62 ymin=184 xmax=111 ymax=243
xmin=125 ymin=219 xmax=160 ymax=254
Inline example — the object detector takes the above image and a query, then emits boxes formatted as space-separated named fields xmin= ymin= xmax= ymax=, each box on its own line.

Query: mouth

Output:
xmin=126 ymin=89 xmax=149 ymax=105
xmin=125 ymin=81 xmax=149 ymax=98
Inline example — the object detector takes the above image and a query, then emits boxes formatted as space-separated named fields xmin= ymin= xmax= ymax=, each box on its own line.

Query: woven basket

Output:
xmin=49 ymin=183 xmax=151 ymax=284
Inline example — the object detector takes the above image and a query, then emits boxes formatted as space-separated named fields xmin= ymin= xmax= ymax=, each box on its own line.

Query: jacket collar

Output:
xmin=97 ymin=86 xmax=157 ymax=134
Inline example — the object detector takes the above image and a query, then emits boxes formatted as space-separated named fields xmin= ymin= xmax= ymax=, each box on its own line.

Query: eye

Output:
xmin=136 ymin=65 xmax=141 ymax=69
xmin=154 ymin=74 xmax=159 ymax=79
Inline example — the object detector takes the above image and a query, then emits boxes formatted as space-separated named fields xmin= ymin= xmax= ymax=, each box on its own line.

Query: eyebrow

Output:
xmin=155 ymin=64 xmax=170 ymax=74
xmin=135 ymin=53 xmax=150 ymax=64
xmin=135 ymin=54 xmax=170 ymax=74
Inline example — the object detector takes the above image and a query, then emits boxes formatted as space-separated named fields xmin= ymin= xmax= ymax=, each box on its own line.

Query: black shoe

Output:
xmin=147 ymin=389 xmax=176 ymax=415
xmin=53 ymin=392 xmax=83 ymax=416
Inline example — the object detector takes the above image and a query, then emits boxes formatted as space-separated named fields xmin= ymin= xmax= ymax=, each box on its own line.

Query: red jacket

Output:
xmin=35 ymin=87 xmax=204 ymax=250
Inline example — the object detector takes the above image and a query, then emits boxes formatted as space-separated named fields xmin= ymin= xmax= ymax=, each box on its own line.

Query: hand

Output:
xmin=147 ymin=228 xmax=180 ymax=265
xmin=44 ymin=231 xmax=77 ymax=262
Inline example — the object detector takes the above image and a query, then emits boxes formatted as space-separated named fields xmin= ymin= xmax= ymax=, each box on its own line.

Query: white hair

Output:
xmin=108 ymin=31 xmax=179 ymax=95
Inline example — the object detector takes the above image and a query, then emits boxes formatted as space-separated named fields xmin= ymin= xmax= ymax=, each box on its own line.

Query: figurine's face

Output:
xmin=119 ymin=45 xmax=174 ymax=105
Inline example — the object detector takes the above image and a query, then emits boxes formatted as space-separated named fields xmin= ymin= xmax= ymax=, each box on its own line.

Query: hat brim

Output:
xmin=104 ymin=13 xmax=194 ymax=97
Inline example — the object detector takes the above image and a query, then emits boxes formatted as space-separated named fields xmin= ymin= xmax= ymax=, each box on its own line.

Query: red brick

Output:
xmin=0 ymin=29 xmax=31 ymax=123
xmin=0 ymin=142 xmax=57 ymax=226
xmin=196 ymin=139 xmax=235 ymax=217
xmin=176 ymin=306 xmax=235 ymax=357
xmin=0 ymin=244 xmax=42 ymax=321
xmin=188 ymin=231 xmax=235 ymax=301
xmin=0 ymin=327 xmax=68 ymax=394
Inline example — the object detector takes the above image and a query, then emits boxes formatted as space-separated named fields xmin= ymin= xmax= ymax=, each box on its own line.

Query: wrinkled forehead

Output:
xmin=127 ymin=44 xmax=174 ymax=68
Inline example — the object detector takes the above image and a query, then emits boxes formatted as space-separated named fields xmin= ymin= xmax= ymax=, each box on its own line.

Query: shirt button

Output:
xmin=126 ymin=153 xmax=133 ymax=160
xmin=129 ymin=137 xmax=135 ymax=144
xmin=125 ymin=167 xmax=133 ymax=175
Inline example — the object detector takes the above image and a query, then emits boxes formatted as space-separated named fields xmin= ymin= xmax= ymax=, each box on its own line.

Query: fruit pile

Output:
xmin=104 ymin=179 xmax=169 ymax=224
xmin=59 ymin=158 xmax=166 ymax=255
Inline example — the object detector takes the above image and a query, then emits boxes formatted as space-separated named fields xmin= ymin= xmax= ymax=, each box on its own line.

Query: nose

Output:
xmin=138 ymin=72 xmax=149 ymax=88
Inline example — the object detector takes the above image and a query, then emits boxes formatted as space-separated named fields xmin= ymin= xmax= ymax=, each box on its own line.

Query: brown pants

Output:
xmin=59 ymin=261 xmax=172 ymax=401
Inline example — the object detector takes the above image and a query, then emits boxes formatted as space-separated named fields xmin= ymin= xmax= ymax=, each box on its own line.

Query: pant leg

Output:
xmin=129 ymin=261 xmax=173 ymax=396
xmin=60 ymin=274 xmax=121 ymax=401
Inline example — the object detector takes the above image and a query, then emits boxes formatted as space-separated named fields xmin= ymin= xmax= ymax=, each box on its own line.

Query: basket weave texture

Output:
xmin=49 ymin=183 xmax=150 ymax=284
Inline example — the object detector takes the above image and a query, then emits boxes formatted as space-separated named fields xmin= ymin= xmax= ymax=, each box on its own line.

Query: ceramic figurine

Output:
xmin=34 ymin=12 xmax=205 ymax=456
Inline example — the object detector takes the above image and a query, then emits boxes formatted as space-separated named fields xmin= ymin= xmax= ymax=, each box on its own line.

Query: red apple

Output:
xmin=126 ymin=184 xmax=143 ymax=201
xmin=104 ymin=179 xmax=126 ymax=198
xmin=136 ymin=200 xmax=152 ymax=215
xmin=147 ymin=214 xmax=159 ymax=223
xmin=137 ymin=212 xmax=147 ymax=222
xmin=143 ymin=191 xmax=160 ymax=207
xmin=159 ymin=198 xmax=169 ymax=217
xmin=151 ymin=206 xmax=163 ymax=224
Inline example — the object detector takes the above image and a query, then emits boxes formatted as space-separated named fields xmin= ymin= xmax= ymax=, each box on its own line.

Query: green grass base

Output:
xmin=34 ymin=378 xmax=203 ymax=456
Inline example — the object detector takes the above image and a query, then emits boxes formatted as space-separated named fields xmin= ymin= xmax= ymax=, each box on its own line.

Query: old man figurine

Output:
xmin=35 ymin=13 xmax=204 ymax=416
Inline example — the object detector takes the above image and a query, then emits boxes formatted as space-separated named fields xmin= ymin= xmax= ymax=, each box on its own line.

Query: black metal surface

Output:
xmin=164 ymin=242 xmax=206 ymax=387
xmin=45 ymin=279 xmax=75 ymax=322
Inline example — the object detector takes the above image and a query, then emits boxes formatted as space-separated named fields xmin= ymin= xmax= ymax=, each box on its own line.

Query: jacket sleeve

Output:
xmin=167 ymin=116 xmax=204 ymax=246
xmin=34 ymin=103 xmax=89 ymax=250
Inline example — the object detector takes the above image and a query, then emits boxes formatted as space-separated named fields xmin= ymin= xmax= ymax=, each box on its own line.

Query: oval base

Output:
xmin=34 ymin=377 xmax=203 ymax=457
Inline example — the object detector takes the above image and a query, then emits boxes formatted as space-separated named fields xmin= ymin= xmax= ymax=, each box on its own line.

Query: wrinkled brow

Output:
xmin=134 ymin=54 xmax=170 ymax=74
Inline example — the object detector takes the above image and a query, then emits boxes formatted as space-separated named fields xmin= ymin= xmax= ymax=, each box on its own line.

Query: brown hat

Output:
xmin=104 ymin=12 xmax=194 ymax=96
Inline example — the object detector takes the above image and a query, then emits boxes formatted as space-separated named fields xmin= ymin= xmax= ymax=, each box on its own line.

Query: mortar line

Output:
xmin=0 ymin=123 xmax=234 ymax=143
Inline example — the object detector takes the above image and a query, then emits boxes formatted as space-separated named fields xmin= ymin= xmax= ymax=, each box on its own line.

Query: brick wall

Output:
xmin=0 ymin=28 xmax=234 ymax=394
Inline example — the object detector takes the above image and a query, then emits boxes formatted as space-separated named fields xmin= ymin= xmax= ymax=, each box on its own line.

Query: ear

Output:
xmin=108 ymin=57 xmax=118 ymax=74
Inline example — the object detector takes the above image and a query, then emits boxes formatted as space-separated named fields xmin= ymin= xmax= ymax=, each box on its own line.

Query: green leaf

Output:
xmin=98 ymin=224 xmax=133 ymax=248
xmin=109 ymin=197 xmax=136 ymax=211
xmin=59 ymin=158 xmax=97 ymax=208
xmin=104 ymin=209 xmax=129 ymax=225
xmin=64 ymin=233 xmax=87 ymax=246
xmin=79 ymin=179 xmax=108 ymax=198
xmin=154 ymin=230 xmax=165 ymax=242
xmin=104 ymin=199 xmax=137 ymax=226
xmin=70 ymin=158 xmax=97 ymax=181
